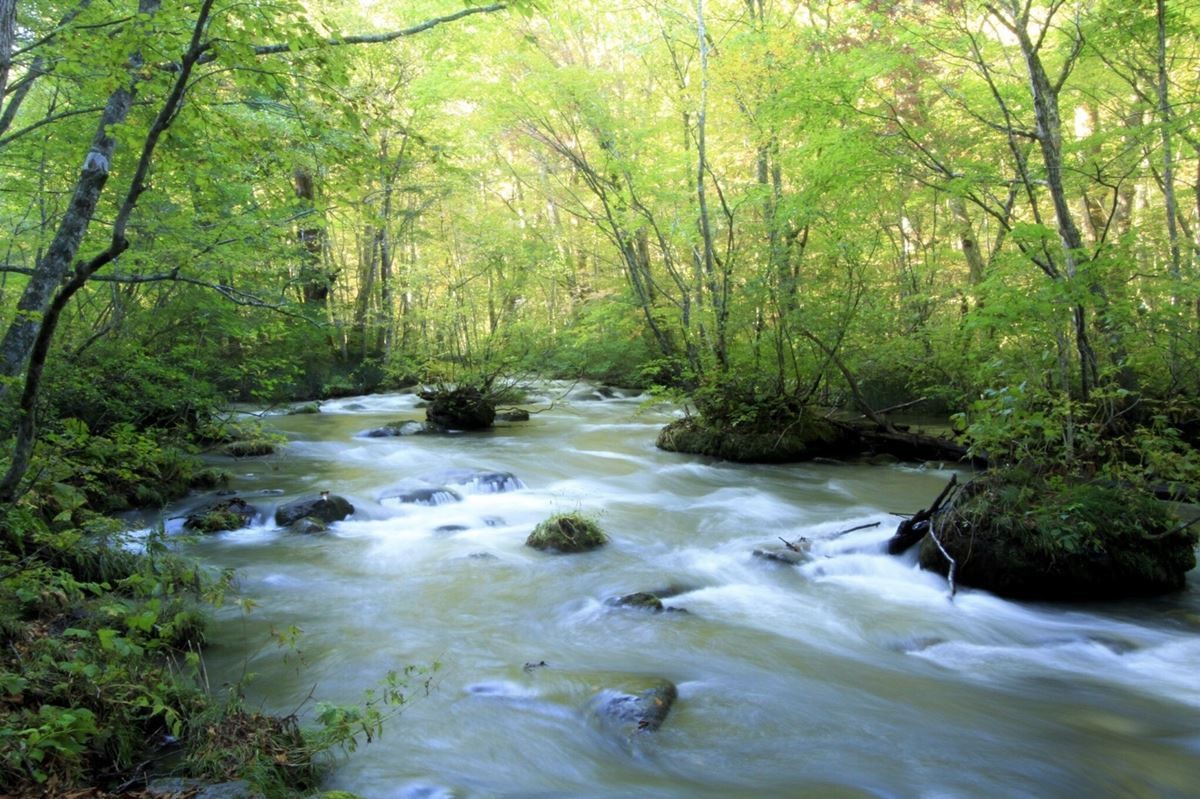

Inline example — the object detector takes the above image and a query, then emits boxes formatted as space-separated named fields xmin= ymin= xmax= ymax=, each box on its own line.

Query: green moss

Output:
xmin=526 ymin=513 xmax=608 ymax=553
xmin=656 ymin=415 xmax=846 ymax=463
xmin=188 ymin=510 xmax=246 ymax=533
xmin=919 ymin=470 xmax=1198 ymax=599
xmin=190 ymin=467 xmax=232 ymax=490
xmin=223 ymin=439 xmax=277 ymax=457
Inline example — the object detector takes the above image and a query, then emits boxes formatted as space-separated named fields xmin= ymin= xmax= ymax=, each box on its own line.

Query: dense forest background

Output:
xmin=2 ymin=0 xmax=1198 ymax=470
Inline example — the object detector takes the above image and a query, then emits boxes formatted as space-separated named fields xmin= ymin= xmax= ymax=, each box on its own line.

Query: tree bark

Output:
xmin=0 ymin=0 xmax=14 ymax=105
xmin=0 ymin=0 xmax=163 ymax=392
xmin=1155 ymin=0 xmax=1182 ymax=289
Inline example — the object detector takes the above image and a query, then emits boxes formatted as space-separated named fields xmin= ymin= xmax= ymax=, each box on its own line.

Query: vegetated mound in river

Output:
xmin=918 ymin=470 xmax=1198 ymax=600
xmin=656 ymin=411 xmax=850 ymax=463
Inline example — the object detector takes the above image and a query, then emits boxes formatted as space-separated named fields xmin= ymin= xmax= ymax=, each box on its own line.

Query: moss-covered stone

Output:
xmin=286 ymin=402 xmax=321 ymax=415
xmin=190 ymin=467 xmax=232 ymax=490
xmin=223 ymin=439 xmax=276 ymax=457
xmin=184 ymin=498 xmax=258 ymax=533
xmin=526 ymin=512 xmax=608 ymax=553
xmin=656 ymin=414 xmax=849 ymax=463
xmin=918 ymin=471 xmax=1198 ymax=600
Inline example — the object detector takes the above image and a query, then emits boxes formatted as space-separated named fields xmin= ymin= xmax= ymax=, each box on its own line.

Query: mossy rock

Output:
xmin=656 ymin=415 xmax=849 ymax=463
xmin=274 ymin=494 xmax=354 ymax=526
xmin=190 ymin=467 xmax=232 ymax=490
xmin=286 ymin=402 xmax=321 ymax=415
xmin=919 ymin=472 xmax=1198 ymax=600
xmin=423 ymin=386 xmax=496 ymax=431
xmin=526 ymin=513 xmax=608 ymax=553
xmin=609 ymin=591 xmax=665 ymax=612
xmin=223 ymin=439 xmax=277 ymax=457
xmin=185 ymin=498 xmax=258 ymax=533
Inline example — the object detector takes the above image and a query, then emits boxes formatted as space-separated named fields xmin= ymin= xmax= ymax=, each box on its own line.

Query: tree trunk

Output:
xmin=694 ymin=0 xmax=727 ymax=370
xmin=0 ymin=0 xmax=14 ymax=105
xmin=0 ymin=0 xmax=163 ymax=391
xmin=1155 ymin=0 xmax=1182 ymax=289
xmin=1003 ymin=2 xmax=1135 ymax=398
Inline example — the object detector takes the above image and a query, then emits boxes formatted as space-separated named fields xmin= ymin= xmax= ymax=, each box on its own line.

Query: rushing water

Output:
xmin=165 ymin=384 xmax=1200 ymax=799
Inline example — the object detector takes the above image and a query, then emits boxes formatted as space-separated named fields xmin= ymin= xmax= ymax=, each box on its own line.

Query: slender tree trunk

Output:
xmin=1155 ymin=0 xmax=1182 ymax=289
xmin=694 ymin=0 xmax=726 ymax=371
xmin=0 ymin=0 xmax=14 ymax=105
xmin=0 ymin=0 xmax=164 ymax=390
xmin=1004 ymin=3 xmax=1135 ymax=398
xmin=949 ymin=194 xmax=986 ymax=286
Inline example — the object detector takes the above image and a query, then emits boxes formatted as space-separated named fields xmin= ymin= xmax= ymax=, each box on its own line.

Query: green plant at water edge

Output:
xmin=185 ymin=665 xmax=438 ymax=796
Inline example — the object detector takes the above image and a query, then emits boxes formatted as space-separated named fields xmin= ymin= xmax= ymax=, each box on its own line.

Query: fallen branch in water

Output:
xmin=885 ymin=475 xmax=959 ymax=555
xmin=927 ymin=513 xmax=958 ymax=598
xmin=832 ymin=521 xmax=881 ymax=537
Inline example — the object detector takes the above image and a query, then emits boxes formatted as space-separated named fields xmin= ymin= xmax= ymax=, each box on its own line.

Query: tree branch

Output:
xmin=252 ymin=4 xmax=508 ymax=56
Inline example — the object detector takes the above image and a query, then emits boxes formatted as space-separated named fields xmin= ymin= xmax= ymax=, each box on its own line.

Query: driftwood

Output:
xmin=886 ymin=475 xmax=959 ymax=555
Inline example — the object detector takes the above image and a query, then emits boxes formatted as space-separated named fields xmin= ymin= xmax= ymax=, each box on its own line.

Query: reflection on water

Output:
xmin=163 ymin=384 xmax=1200 ymax=799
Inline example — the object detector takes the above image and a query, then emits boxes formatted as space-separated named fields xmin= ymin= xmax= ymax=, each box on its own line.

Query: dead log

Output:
xmin=829 ymin=416 xmax=981 ymax=465
xmin=886 ymin=475 xmax=959 ymax=555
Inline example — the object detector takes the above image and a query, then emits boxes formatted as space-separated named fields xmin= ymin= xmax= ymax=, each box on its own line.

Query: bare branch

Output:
xmin=252 ymin=4 xmax=508 ymax=56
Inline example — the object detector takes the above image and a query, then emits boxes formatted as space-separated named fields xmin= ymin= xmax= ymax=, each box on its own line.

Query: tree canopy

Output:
xmin=1 ymin=0 xmax=1198 ymax=490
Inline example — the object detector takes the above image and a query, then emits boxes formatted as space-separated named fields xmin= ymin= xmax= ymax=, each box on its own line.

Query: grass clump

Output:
xmin=526 ymin=512 xmax=608 ymax=553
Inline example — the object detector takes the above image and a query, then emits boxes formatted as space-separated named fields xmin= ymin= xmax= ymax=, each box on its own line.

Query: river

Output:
xmin=170 ymin=383 xmax=1200 ymax=799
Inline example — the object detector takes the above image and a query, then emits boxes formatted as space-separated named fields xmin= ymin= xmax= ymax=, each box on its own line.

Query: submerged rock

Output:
xmin=526 ymin=513 xmax=608 ymax=553
xmin=380 ymin=486 xmax=463 ymax=506
xmin=607 ymin=591 xmax=689 ymax=614
xmin=361 ymin=420 xmax=429 ymax=438
xmin=609 ymin=591 xmax=665 ymax=612
xmin=656 ymin=415 xmax=849 ymax=463
xmin=274 ymin=494 xmax=354 ymax=526
xmin=496 ymin=409 xmax=530 ymax=422
xmin=184 ymin=497 xmax=258 ymax=533
xmin=287 ymin=516 xmax=328 ymax=535
xmin=752 ymin=547 xmax=808 ymax=566
xmin=594 ymin=679 xmax=678 ymax=733
xmin=917 ymin=472 xmax=1197 ymax=600
xmin=421 ymin=468 xmax=525 ymax=493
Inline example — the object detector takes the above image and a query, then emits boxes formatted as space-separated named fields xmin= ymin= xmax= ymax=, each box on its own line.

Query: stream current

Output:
xmin=167 ymin=384 xmax=1200 ymax=799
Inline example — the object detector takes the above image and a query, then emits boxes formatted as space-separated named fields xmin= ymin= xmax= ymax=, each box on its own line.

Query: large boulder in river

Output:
xmin=422 ymin=386 xmax=496 ymax=431
xmin=656 ymin=414 xmax=850 ymax=463
xmin=526 ymin=513 xmax=607 ymax=553
xmin=274 ymin=494 xmax=354 ymax=527
xmin=917 ymin=471 xmax=1197 ymax=600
